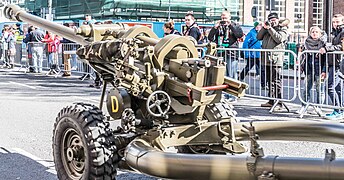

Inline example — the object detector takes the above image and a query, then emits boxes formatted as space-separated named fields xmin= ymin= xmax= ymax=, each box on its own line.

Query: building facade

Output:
xmin=2 ymin=0 xmax=343 ymax=42
xmin=242 ymin=0 xmax=308 ymax=43
xmin=333 ymin=0 xmax=344 ymax=15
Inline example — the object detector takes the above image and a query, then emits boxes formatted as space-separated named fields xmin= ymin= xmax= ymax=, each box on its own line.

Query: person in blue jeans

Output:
xmin=319 ymin=14 xmax=344 ymax=120
xmin=239 ymin=21 xmax=265 ymax=87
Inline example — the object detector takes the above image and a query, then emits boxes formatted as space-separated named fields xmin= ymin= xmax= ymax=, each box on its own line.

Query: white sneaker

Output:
xmin=71 ymin=66 xmax=77 ymax=70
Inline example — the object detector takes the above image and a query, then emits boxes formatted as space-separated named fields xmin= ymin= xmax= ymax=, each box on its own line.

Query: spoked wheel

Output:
xmin=53 ymin=103 xmax=119 ymax=180
xmin=177 ymin=102 xmax=237 ymax=154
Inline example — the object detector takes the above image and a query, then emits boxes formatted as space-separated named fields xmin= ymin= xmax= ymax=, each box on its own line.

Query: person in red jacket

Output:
xmin=42 ymin=31 xmax=61 ymax=73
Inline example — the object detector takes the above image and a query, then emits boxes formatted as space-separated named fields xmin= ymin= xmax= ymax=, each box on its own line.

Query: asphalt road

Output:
xmin=1 ymin=68 xmax=344 ymax=179
xmin=0 ymin=69 xmax=156 ymax=180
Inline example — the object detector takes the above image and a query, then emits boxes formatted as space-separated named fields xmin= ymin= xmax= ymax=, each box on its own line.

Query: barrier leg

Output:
xmin=269 ymin=100 xmax=290 ymax=113
xmin=298 ymin=103 xmax=310 ymax=118
xmin=313 ymin=106 xmax=323 ymax=117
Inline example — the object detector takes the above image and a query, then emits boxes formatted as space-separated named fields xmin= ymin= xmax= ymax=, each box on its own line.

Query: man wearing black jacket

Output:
xmin=319 ymin=14 xmax=344 ymax=120
xmin=208 ymin=10 xmax=243 ymax=79
xmin=183 ymin=12 xmax=202 ymax=44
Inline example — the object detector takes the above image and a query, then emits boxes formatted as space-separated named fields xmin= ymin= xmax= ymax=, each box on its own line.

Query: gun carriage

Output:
xmin=4 ymin=4 xmax=344 ymax=180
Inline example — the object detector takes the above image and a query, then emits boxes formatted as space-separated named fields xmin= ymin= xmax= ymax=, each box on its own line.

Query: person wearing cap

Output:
xmin=14 ymin=23 xmax=24 ymax=43
xmin=13 ymin=23 xmax=24 ymax=65
xmin=257 ymin=12 xmax=289 ymax=110
xmin=239 ymin=21 xmax=264 ymax=86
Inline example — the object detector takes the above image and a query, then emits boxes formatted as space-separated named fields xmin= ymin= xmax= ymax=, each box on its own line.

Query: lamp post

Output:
xmin=168 ymin=0 xmax=171 ymax=21
xmin=296 ymin=14 xmax=302 ymax=53
xmin=47 ymin=0 xmax=53 ymax=21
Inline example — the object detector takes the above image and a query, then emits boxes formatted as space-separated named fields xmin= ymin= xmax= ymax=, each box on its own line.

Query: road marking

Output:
xmin=74 ymin=96 xmax=101 ymax=103
xmin=9 ymin=81 xmax=37 ymax=90
xmin=12 ymin=148 xmax=57 ymax=175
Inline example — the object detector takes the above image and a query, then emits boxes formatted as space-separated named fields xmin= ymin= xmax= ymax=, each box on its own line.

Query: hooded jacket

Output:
xmin=324 ymin=24 xmax=344 ymax=67
xmin=242 ymin=28 xmax=262 ymax=58
xmin=257 ymin=19 xmax=289 ymax=66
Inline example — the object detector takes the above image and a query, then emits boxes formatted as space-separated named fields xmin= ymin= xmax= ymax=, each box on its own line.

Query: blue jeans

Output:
xmin=226 ymin=60 xmax=238 ymax=79
xmin=48 ymin=53 xmax=54 ymax=67
xmin=219 ymin=50 xmax=239 ymax=79
xmin=327 ymin=66 xmax=343 ymax=112
xmin=71 ymin=54 xmax=77 ymax=67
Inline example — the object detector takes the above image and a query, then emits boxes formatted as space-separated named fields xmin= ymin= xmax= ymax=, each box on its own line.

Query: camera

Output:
xmin=265 ymin=20 xmax=271 ymax=26
xmin=220 ymin=20 xmax=226 ymax=25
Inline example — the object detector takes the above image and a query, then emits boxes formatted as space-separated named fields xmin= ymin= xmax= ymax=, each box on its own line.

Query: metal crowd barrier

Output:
xmin=11 ymin=42 xmax=95 ymax=80
xmin=196 ymin=47 xmax=206 ymax=58
xmin=4 ymin=41 xmax=344 ymax=118
xmin=297 ymin=50 xmax=344 ymax=118
xmin=217 ymin=47 xmax=298 ymax=113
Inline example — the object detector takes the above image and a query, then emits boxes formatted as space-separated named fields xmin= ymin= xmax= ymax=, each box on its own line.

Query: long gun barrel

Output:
xmin=4 ymin=4 xmax=89 ymax=45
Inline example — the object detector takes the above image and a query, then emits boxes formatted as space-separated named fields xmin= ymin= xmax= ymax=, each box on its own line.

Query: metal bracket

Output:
xmin=242 ymin=121 xmax=264 ymax=173
xmin=242 ymin=121 xmax=264 ymax=157
xmin=258 ymin=171 xmax=277 ymax=180
xmin=324 ymin=149 xmax=336 ymax=162
xmin=218 ymin=120 xmax=246 ymax=153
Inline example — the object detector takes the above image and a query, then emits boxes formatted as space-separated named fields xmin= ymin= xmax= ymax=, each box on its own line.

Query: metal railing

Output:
xmin=218 ymin=47 xmax=298 ymax=113
xmin=2 ymin=42 xmax=344 ymax=118
xmin=297 ymin=50 xmax=344 ymax=117
xmin=11 ymin=42 xmax=95 ymax=80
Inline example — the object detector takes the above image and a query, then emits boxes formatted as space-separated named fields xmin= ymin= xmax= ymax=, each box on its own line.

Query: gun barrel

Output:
xmin=4 ymin=4 xmax=89 ymax=45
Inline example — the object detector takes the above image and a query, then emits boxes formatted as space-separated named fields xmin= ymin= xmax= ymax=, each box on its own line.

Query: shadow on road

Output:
xmin=0 ymin=147 xmax=57 ymax=180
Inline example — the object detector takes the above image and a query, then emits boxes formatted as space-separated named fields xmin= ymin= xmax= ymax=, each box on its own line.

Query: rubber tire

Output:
xmin=204 ymin=101 xmax=237 ymax=123
xmin=53 ymin=103 xmax=119 ymax=180
xmin=177 ymin=101 xmax=237 ymax=153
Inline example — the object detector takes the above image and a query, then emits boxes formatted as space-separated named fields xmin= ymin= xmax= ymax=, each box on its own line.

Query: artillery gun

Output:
xmin=5 ymin=4 xmax=344 ymax=180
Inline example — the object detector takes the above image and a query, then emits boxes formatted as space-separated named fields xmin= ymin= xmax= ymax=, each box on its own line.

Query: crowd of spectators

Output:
xmin=1 ymin=11 xmax=344 ymax=120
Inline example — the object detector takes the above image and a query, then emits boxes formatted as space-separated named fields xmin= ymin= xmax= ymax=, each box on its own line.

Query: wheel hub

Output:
xmin=62 ymin=129 xmax=86 ymax=179
xmin=66 ymin=145 xmax=84 ymax=162
xmin=155 ymin=100 xmax=161 ymax=106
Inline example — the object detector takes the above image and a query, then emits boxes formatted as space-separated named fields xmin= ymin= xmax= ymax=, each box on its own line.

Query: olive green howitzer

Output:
xmin=5 ymin=4 xmax=344 ymax=180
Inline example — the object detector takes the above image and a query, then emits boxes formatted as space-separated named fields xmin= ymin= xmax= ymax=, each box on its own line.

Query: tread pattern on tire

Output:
xmin=53 ymin=103 xmax=119 ymax=180
xmin=205 ymin=101 xmax=237 ymax=122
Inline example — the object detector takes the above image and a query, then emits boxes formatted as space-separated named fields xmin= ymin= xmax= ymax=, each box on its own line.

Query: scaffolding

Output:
xmin=23 ymin=0 xmax=242 ymax=23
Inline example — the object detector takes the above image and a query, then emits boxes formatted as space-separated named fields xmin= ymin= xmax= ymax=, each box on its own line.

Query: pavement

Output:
xmin=233 ymin=97 xmax=334 ymax=122
xmin=1 ymin=65 xmax=344 ymax=179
